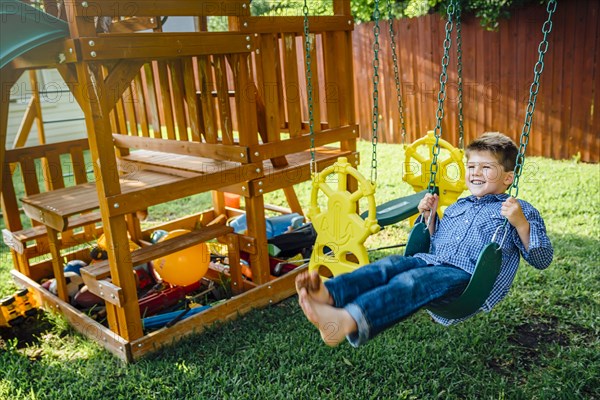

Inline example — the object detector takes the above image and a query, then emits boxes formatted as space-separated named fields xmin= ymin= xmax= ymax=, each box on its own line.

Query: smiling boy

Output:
xmin=296 ymin=132 xmax=553 ymax=347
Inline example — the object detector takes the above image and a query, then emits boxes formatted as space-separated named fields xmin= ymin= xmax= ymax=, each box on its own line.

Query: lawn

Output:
xmin=1 ymin=140 xmax=599 ymax=399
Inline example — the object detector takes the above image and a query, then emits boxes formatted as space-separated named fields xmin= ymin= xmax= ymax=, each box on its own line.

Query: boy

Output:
xmin=296 ymin=132 xmax=553 ymax=347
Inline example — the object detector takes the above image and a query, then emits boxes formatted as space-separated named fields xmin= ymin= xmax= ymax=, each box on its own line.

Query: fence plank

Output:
xmin=578 ymin=1 xmax=598 ymax=162
xmin=593 ymin=12 xmax=600 ymax=160
xmin=350 ymin=1 xmax=597 ymax=162
xmin=560 ymin=4 xmax=577 ymax=160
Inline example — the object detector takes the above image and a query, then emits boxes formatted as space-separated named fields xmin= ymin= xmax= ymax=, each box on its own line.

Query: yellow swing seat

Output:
xmin=307 ymin=157 xmax=380 ymax=277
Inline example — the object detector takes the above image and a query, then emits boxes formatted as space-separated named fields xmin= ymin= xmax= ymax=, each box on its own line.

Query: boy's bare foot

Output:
xmin=298 ymin=290 xmax=357 ymax=346
xmin=295 ymin=271 xmax=333 ymax=305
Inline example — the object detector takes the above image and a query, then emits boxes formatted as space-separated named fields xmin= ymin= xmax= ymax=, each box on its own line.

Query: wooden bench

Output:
xmin=1 ymin=139 xmax=103 ymax=281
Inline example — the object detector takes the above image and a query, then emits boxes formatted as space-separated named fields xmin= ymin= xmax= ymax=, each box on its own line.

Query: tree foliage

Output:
xmin=247 ymin=0 xmax=550 ymax=31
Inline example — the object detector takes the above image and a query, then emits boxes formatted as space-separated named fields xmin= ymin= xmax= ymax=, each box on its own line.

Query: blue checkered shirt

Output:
xmin=414 ymin=193 xmax=553 ymax=326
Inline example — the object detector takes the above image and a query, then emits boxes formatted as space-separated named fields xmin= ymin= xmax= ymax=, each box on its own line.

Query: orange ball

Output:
xmin=152 ymin=230 xmax=210 ymax=286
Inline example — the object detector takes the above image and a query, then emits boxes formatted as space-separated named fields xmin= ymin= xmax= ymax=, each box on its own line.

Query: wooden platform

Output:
xmin=21 ymin=154 xmax=261 ymax=231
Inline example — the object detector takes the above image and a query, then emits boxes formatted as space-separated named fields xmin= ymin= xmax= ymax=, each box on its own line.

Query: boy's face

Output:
xmin=465 ymin=150 xmax=514 ymax=198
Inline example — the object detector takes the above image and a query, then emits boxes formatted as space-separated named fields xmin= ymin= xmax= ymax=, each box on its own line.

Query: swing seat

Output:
xmin=403 ymin=221 xmax=431 ymax=256
xmin=360 ymin=190 xmax=427 ymax=227
xmin=426 ymin=242 xmax=502 ymax=320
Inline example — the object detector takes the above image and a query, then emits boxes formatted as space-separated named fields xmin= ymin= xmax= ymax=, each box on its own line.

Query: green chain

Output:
xmin=509 ymin=0 xmax=556 ymax=198
xmin=303 ymin=0 xmax=316 ymax=176
xmin=370 ymin=0 xmax=381 ymax=183
xmin=455 ymin=0 xmax=464 ymax=149
xmin=428 ymin=0 xmax=457 ymax=192
xmin=386 ymin=0 xmax=407 ymax=146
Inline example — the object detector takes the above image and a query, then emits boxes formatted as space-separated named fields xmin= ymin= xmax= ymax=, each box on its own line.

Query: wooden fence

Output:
xmin=351 ymin=1 xmax=599 ymax=163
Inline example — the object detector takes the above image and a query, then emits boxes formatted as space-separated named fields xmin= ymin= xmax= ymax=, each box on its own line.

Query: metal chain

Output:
xmin=387 ymin=0 xmax=407 ymax=146
xmin=509 ymin=0 xmax=556 ymax=198
xmin=428 ymin=0 xmax=456 ymax=192
xmin=455 ymin=0 xmax=464 ymax=149
xmin=370 ymin=0 xmax=381 ymax=183
xmin=303 ymin=0 xmax=316 ymax=177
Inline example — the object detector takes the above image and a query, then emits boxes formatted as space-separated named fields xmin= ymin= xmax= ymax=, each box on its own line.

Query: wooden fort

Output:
xmin=0 ymin=0 xmax=358 ymax=361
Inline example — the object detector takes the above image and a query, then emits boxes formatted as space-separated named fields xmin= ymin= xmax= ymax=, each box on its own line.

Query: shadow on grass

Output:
xmin=0 ymin=312 xmax=54 ymax=360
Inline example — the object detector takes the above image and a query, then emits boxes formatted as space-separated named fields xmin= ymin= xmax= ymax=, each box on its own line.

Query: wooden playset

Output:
xmin=1 ymin=0 xmax=358 ymax=362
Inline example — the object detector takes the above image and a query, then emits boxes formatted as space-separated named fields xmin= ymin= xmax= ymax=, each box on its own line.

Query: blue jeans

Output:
xmin=323 ymin=255 xmax=470 ymax=347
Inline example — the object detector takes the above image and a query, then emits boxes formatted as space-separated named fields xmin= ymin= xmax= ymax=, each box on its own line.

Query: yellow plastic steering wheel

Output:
xmin=403 ymin=131 xmax=467 ymax=217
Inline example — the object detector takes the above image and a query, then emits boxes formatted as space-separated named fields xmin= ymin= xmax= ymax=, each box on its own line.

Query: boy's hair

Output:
xmin=466 ymin=132 xmax=518 ymax=172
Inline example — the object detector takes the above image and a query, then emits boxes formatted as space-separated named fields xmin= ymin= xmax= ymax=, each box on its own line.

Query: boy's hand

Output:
xmin=418 ymin=193 xmax=439 ymax=222
xmin=501 ymin=197 xmax=531 ymax=250
xmin=501 ymin=197 xmax=528 ymax=229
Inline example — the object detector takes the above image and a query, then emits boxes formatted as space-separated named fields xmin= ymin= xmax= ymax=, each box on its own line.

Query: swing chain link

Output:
xmin=509 ymin=0 xmax=556 ymax=198
xmin=303 ymin=0 xmax=316 ymax=177
xmin=370 ymin=0 xmax=381 ymax=183
xmin=429 ymin=0 xmax=456 ymax=192
xmin=456 ymin=0 xmax=464 ymax=150
xmin=387 ymin=0 xmax=407 ymax=146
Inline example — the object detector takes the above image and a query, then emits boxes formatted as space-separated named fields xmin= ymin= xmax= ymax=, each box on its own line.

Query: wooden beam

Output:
xmin=333 ymin=0 xmax=352 ymax=16
xmin=72 ymin=0 xmax=251 ymax=17
xmin=110 ymin=17 xmax=159 ymax=33
xmin=78 ymin=33 xmax=254 ymax=61
xmin=11 ymin=96 xmax=37 ymax=149
xmin=105 ymin=165 xmax=262 ymax=217
xmin=245 ymin=195 xmax=270 ymax=285
xmin=56 ymin=64 xmax=86 ymax=107
xmin=250 ymin=149 xmax=358 ymax=195
xmin=4 ymin=138 xmax=89 ymax=162
xmin=102 ymin=60 xmax=145 ymax=111
xmin=112 ymin=134 xmax=248 ymax=162
xmin=82 ymin=225 xmax=233 ymax=281
xmin=236 ymin=16 xmax=354 ymax=34
xmin=7 ymin=39 xmax=77 ymax=70
xmin=11 ymin=270 xmax=131 ymax=362
xmin=248 ymin=125 xmax=358 ymax=161
xmin=128 ymin=266 xmax=304 ymax=361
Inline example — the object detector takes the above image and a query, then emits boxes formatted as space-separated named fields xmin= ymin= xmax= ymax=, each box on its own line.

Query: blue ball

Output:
xmin=63 ymin=260 xmax=87 ymax=276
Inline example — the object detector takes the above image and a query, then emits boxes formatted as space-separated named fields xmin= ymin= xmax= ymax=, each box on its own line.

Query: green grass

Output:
xmin=1 ymin=140 xmax=599 ymax=399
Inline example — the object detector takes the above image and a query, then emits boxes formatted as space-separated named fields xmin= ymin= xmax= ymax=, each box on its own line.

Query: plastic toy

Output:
xmin=0 ymin=288 xmax=38 ymax=327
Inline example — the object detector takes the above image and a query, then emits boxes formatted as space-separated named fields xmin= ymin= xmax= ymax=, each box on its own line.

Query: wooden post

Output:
xmin=73 ymin=61 xmax=144 ymax=341
xmin=46 ymin=228 xmax=69 ymax=301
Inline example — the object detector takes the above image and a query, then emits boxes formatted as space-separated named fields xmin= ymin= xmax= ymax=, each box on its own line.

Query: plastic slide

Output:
xmin=0 ymin=0 xmax=69 ymax=69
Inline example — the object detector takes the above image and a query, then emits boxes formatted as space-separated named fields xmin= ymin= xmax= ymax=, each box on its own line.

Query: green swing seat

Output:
xmin=404 ymin=221 xmax=502 ymax=320
xmin=360 ymin=190 xmax=428 ymax=227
